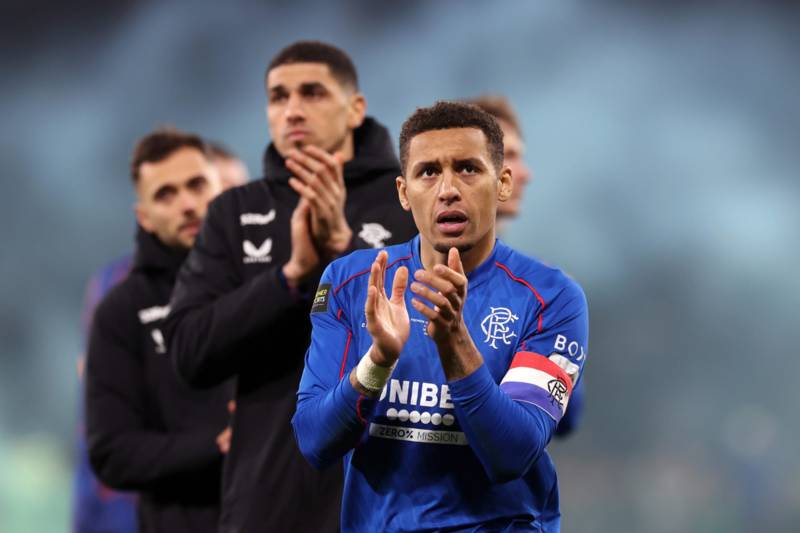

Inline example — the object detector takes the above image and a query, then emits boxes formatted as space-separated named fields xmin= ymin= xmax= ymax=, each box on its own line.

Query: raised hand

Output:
xmin=285 ymin=145 xmax=353 ymax=256
xmin=282 ymin=198 xmax=320 ymax=288
xmin=364 ymin=251 xmax=410 ymax=367
xmin=410 ymin=247 xmax=469 ymax=346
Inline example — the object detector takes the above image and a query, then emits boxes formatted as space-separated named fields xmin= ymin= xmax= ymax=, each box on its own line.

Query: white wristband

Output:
xmin=356 ymin=348 xmax=396 ymax=393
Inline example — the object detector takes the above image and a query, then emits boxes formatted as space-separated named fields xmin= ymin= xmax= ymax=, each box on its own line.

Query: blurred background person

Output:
xmin=164 ymin=40 xmax=416 ymax=533
xmin=468 ymin=94 xmax=584 ymax=438
xmin=72 ymin=135 xmax=247 ymax=533
xmin=85 ymin=128 xmax=233 ymax=533
xmin=209 ymin=142 xmax=250 ymax=190
xmin=465 ymin=95 xmax=532 ymax=227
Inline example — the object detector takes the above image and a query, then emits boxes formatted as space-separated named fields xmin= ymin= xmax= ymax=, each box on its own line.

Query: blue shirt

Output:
xmin=293 ymin=236 xmax=588 ymax=532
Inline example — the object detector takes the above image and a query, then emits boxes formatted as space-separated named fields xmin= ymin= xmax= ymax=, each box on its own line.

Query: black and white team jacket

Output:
xmin=86 ymin=228 xmax=234 ymax=533
xmin=164 ymin=117 xmax=418 ymax=533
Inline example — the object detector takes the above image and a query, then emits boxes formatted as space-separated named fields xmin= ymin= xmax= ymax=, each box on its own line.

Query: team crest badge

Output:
xmin=480 ymin=307 xmax=518 ymax=349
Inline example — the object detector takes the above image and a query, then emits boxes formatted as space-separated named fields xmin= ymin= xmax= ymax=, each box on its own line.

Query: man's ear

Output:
xmin=396 ymin=176 xmax=411 ymax=211
xmin=497 ymin=166 xmax=513 ymax=202
xmin=347 ymin=93 xmax=367 ymax=129
xmin=135 ymin=202 xmax=154 ymax=232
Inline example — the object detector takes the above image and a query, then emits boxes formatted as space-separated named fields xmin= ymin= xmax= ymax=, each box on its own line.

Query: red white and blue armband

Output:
xmin=499 ymin=352 xmax=574 ymax=423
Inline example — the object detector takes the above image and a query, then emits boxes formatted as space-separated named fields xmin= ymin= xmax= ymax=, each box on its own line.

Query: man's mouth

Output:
xmin=435 ymin=210 xmax=468 ymax=235
xmin=180 ymin=220 xmax=201 ymax=235
xmin=286 ymin=129 xmax=309 ymax=142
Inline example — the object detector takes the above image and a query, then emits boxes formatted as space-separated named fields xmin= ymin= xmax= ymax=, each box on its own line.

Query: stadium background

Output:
xmin=1 ymin=1 xmax=798 ymax=531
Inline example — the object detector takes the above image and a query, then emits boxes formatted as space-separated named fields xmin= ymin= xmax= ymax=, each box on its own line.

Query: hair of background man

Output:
xmin=265 ymin=40 xmax=359 ymax=91
xmin=464 ymin=95 xmax=522 ymax=138
xmin=208 ymin=141 xmax=239 ymax=162
xmin=130 ymin=127 xmax=210 ymax=183
xmin=399 ymin=101 xmax=505 ymax=175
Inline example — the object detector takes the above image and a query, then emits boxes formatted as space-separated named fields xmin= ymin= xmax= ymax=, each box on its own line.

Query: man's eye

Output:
xmin=188 ymin=177 xmax=207 ymax=192
xmin=270 ymin=93 xmax=287 ymax=103
xmin=155 ymin=189 xmax=176 ymax=202
xmin=420 ymin=168 xmax=438 ymax=178
xmin=304 ymin=88 xmax=326 ymax=99
xmin=461 ymin=165 xmax=478 ymax=174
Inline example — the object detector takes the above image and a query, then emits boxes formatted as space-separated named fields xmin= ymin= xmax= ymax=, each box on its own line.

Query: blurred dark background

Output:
xmin=1 ymin=1 xmax=798 ymax=531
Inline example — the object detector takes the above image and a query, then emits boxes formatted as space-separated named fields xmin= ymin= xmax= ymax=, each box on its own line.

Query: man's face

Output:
xmin=397 ymin=128 xmax=512 ymax=257
xmin=266 ymin=62 xmax=365 ymax=159
xmin=215 ymin=157 xmax=249 ymax=190
xmin=496 ymin=119 xmax=531 ymax=218
xmin=135 ymin=147 xmax=222 ymax=249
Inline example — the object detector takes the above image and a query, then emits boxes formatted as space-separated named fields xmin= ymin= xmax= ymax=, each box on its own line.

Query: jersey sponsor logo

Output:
xmin=375 ymin=379 xmax=460 ymax=442
xmin=151 ymin=328 xmax=166 ymax=354
xmin=481 ymin=307 xmax=519 ymax=348
xmin=385 ymin=408 xmax=455 ymax=426
xmin=311 ymin=283 xmax=331 ymax=313
xmin=379 ymin=379 xmax=455 ymax=409
xmin=358 ymin=223 xmax=392 ymax=248
xmin=554 ymin=334 xmax=586 ymax=361
xmin=243 ymin=238 xmax=272 ymax=263
xmin=369 ymin=423 xmax=468 ymax=446
xmin=240 ymin=210 xmax=276 ymax=226
xmin=138 ymin=305 xmax=170 ymax=324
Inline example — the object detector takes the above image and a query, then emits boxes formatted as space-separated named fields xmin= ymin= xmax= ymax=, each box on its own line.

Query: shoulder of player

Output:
xmin=207 ymin=179 xmax=273 ymax=218
xmin=326 ymin=242 xmax=413 ymax=294
xmin=494 ymin=247 xmax=586 ymax=305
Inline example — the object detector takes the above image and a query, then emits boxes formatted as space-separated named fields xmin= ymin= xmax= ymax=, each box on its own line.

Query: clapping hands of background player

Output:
xmin=286 ymin=145 xmax=353 ymax=256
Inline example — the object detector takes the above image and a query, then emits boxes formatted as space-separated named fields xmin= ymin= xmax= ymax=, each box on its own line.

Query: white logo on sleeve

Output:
xmin=358 ymin=223 xmax=392 ymax=248
xmin=240 ymin=210 xmax=276 ymax=226
xmin=554 ymin=334 xmax=586 ymax=361
xmin=243 ymin=238 xmax=272 ymax=263
xmin=151 ymin=328 xmax=166 ymax=354
xmin=481 ymin=307 xmax=519 ymax=348
xmin=138 ymin=305 xmax=170 ymax=324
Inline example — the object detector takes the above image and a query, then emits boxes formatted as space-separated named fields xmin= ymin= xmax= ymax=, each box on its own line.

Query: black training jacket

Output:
xmin=163 ymin=118 xmax=417 ymax=533
xmin=86 ymin=228 xmax=234 ymax=533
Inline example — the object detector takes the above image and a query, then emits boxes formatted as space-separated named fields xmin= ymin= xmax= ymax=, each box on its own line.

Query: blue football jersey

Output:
xmin=294 ymin=236 xmax=588 ymax=532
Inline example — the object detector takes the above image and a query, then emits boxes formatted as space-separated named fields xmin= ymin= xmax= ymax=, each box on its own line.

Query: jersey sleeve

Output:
xmin=500 ymin=277 xmax=588 ymax=424
xmin=292 ymin=263 xmax=378 ymax=469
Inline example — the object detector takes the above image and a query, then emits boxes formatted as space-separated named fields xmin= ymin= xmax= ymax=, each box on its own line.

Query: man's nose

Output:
xmin=178 ymin=189 xmax=199 ymax=215
xmin=437 ymin=171 xmax=461 ymax=204
xmin=285 ymin=92 xmax=305 ymax=122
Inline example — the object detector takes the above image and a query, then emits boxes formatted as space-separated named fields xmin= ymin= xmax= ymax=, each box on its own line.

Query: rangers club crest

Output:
xmin=481 ymin=307 xmax=519 ymax=349
xmin=359 ymin=223 xmax=392 ymax=248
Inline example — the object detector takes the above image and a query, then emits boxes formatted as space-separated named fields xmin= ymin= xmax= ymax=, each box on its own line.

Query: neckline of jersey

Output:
xmin=407 ymin=235 xmax=508 ymax=290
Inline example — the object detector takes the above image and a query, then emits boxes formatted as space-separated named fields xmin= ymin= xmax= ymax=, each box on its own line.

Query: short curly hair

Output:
xmin=266 ymin=40 xmax=358 ymax=91
xmin=399 ymin=101 xmax=504 ymax=175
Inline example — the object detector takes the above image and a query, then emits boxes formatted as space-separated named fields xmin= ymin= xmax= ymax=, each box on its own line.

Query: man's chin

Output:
xmin=433 ymin=238 xmax=474 ymax=256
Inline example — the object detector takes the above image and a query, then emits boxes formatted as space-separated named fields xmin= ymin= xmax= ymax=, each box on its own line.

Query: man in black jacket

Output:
xmin=86 ymin=129 xmax=234 ymax=533
xmin=164 ymin=41 xmax=417 ymax=532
